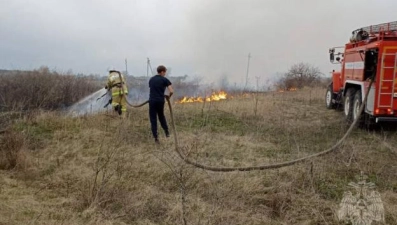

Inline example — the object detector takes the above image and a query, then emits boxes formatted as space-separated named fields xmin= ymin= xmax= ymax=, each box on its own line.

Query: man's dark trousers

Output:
xmin=149 ymin=100 xmax=169 ymax=139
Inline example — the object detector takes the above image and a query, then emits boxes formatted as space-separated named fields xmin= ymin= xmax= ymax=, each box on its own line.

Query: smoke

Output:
xmin=3 ymin=0 xmax=397 ymax=86
xmin=183 ymin=0 xmax=397 ymax=88
xmin=184 ymin=0 xmax=302 ymax=87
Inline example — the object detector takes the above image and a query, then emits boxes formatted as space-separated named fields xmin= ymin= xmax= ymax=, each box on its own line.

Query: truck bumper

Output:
xmin=375 ymin=117 xmax=397 ymax=123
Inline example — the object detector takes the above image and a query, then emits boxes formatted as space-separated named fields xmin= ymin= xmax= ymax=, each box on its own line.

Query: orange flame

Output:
xmin=178 ymin=91 xmax=227 ymax=103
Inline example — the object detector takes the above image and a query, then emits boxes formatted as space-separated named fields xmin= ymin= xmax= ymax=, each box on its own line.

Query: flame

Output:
xmin=178 ymin=91 xmax=227 ymax=103
xmin=178 ymin=96 xmax=204 ymax=103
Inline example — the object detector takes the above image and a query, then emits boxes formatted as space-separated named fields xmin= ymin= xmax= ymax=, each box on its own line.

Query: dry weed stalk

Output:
xmin=89 ymin=145 xmax=117 ymax=208
xmin=0 ymin=129 xmax=29 ymax=170
xmin=152 ymin=150 xmax=190 ymax=225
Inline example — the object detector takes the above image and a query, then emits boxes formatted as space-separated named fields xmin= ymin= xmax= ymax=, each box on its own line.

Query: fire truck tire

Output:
xmin=325 ymin=85 xmax=336 ymax=109
xmin=353 ymin=90 xmax=364 ymax=124
xmin=344 ymin=88 xmax=356 ymax=123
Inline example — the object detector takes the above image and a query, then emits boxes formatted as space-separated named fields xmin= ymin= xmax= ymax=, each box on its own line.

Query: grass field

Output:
xmin=0 ymin=87 xmax=396 ymax=225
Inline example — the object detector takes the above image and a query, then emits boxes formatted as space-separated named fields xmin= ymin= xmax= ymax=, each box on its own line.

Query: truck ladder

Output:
xmin=377 ymin=52 xmax=397 ymax=108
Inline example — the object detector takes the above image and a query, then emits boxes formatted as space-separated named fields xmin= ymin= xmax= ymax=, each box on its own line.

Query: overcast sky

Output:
xmin=1 ymin=0 xmax=397 ymax=87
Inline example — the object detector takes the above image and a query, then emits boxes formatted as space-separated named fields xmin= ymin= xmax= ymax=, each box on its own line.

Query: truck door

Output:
xmin=364 ymin=49 xmax=378 ymax=80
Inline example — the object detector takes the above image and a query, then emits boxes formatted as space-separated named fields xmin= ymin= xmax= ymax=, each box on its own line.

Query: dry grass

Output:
xmin=0 ymin=87 xmax=396 ymax=225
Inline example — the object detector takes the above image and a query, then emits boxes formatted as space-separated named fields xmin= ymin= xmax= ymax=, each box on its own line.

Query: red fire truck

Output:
xmin=326 ymin=21 xmax=397 ymax=125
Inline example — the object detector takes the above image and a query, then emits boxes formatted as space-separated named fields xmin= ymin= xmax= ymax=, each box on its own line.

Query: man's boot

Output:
xmin=117 ymin=105 xmax=122 ymax=115
xmin=114 ymin=105 xmax=121 ymax=115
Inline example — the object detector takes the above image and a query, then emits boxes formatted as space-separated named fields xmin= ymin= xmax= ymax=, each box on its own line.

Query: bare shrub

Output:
xmin=0 ymin=66 xmax=101 ymax=111
xmin=78 ymin=146 xmax=118 ymax=210
xmin=0 ymin=130 xmax=28 ymax=170
xmin=275 ymin=62 xmax=325 ymax=90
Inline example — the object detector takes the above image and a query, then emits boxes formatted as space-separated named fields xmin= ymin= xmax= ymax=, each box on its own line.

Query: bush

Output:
xmin=0 ymin=130 xmax=26 ymax=170
xmin=0 ymin=67 xmax=101 ymax=111
xmin=275 ymin=63 xmax=325 ymax=90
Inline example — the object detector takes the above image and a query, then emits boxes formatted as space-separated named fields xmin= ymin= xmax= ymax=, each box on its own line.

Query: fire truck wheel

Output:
xmin=325 ymin=85 xmax=336 ymax=109
xmin=353 ymin=90 xmax=363 ymax=123
xmin=344 ymin=88 xmax=356 ymax=123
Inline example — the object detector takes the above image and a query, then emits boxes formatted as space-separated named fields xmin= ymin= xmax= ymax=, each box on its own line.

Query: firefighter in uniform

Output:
xmin=105 ymin=70 xmax=129 ymax=117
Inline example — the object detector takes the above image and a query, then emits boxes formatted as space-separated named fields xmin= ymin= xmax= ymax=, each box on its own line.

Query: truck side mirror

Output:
xmin=329 ymin=48 xmax=335 ymax=62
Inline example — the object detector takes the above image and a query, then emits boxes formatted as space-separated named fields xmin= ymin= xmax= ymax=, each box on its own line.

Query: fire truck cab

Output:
xmin=326 ymin=21 xmax=397 ymax=125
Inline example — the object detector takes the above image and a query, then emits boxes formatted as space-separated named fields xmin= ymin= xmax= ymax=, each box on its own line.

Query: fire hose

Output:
xmin=129 ymin=79 xmax=374 ymax=172
xmin=115 ymin=72 xmax=151 ymax=109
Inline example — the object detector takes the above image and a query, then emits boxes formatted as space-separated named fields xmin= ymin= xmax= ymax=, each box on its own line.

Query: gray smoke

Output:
xmin=2 ymin=0 xmax=397 ymax=90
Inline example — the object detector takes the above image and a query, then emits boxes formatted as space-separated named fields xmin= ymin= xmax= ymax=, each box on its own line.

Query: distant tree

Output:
xmin=38 ymin=66 xmax=50 ymax=73
xmin=276 ymin=63 xmax=323 ymax=90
